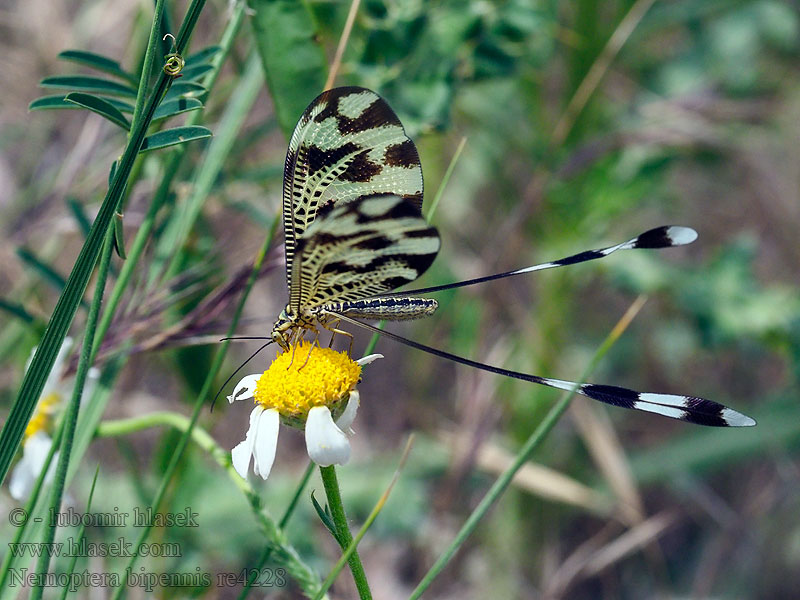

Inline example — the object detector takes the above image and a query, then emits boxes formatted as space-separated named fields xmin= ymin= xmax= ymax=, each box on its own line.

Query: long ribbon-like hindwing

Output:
xmin=267 ymin=86 xmax=755 ymax=428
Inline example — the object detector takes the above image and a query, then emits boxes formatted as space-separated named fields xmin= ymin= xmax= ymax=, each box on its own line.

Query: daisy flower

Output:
xmin=9 ymin=338 xmax=99 ymax=501
xmin=228 ymin=341 xmax=382 ymax=480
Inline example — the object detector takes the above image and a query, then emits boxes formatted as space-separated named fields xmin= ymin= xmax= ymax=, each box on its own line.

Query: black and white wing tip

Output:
xmin=634 ymin=225 xmax=698 ymax=249
xmin=555 ymin=381 xmax=756 ymax=427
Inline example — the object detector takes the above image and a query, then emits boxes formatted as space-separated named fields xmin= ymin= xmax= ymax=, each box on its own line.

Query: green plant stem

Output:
xmin=58 ymin=467 xmax=100 ymax=600
xmin=0 ymin=427 xmax=62 ymax=590
xmin=130 ymin=0 xmax=167 ymax=131
xmin=408 ymin=298 xmax=646 ymax=599
xmin=314 ymin=438 xmax=414 ymax=600
xmin=99 ymin=416 xmax=321 ymax=596
xmin=158 ymin=49 xmax=263 ymax=282
xmin=0 ymin=0 xmax=191 ymax=484
xmin=112 ymin=215 xmax=322 ymax=599
xmin=97 ymin=412 xmax=219 ymax=453
xmin=93 ymin=2 xmax=246 ymax=353
xmin=319 ymin=465 xmax=372 ymax=600
xmin=30 ymin=231 xmax=114 ymax=600
xmin=238 ymin=462 xmax=315 ymax=600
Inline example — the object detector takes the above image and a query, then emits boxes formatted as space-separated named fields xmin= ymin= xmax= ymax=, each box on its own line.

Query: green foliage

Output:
xmin=3 ymin=0 xmax=800 ymax=598
xmin=64 ymin=92 xmax=131 ymax=130
xmin=250 ymin=0 xmax=327 ymax=138
xmin=139 ymin=125 xmax=213 ymax=152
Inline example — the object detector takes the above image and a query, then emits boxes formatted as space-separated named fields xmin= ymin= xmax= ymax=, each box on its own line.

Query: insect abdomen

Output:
xmin=324 ymin=296 xmax=438 ymax=321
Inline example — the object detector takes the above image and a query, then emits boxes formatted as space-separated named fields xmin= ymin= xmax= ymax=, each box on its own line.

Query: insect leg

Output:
xmin=320 ymin=316 xmax=355 ymax=355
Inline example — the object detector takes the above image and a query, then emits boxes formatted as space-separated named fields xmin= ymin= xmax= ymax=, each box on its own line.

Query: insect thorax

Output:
xmin=272 ymin=297 xmax=438 ymax=349
xmin=271 ymin=305 xmax=316 ymax=350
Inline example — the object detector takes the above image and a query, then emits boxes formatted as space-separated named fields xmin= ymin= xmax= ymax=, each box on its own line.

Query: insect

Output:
xmin=265 ymin=86 xmax=754 ymax=428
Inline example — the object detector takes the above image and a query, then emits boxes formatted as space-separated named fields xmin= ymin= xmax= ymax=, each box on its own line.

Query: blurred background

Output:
xmin=1 ymin=0 xmax=799 ymax=598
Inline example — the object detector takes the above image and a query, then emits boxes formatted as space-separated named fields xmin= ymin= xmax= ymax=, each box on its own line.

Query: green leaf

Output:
xmin=152 ymin=97 xmax=203 ymax=121
xmin=250 ymin=0 xmax=327 ymax=138
xmin=29 ymin=95 xmax=78 ymax=111
xmin=180 ymin=63 xmax=214 ymax=82
xmin=113 ymin=213 xmax=127 ymax=259
xmin=64 ymin=92 xmax=131 ymax=130
xmin=101 ymin=97 xmax=136 ymax=114
xmin=30 ymin=95 xmax=133 ymax=118
xmin=184 ymin=45 xmax=222 ymax=67
xmin=57 ymin=49 xmax=137 ymax=84
xmin=0 ymin=298 xmax=35 ymax=324
xmin=16 ymin=248 xmax=67 ymax=292
xmin=164 ymin=81 xmax=206 ymax=100
xmin=66 ymin=198 xmax=92 ymax=237
xmin=310 ymin=491 xmax=338 ymax=538
xmin=139 ymin=126 xmax=212 ymax=152
xmin=39 ymin=75 xmax=138 ymax=98
xmin=0 ymin=72 xmax=173 ymax=489
xmin=16 ymin=248 xmax=90 ymax=311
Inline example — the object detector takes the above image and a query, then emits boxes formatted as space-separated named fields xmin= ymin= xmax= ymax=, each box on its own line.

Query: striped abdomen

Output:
xmin=321 ymin=296 xmax=438 ymax=321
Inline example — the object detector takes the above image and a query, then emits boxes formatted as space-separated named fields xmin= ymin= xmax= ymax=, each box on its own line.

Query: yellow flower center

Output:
xmin=254 ymin=342 xmax=360 ymax=424
xmin=24 ymin=392 xmax=61 ymax=439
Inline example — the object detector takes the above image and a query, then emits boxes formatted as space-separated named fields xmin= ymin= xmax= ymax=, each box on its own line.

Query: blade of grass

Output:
xmin=30 ymin=232 xmax=113 ymax=600
xmin=154 ymin=50 xmax=263 ymax=282
xmin=0 ymin=0 xmax=206 ymax=486
xmin=58 ymin=466 xmax=101 ymax=600
xmin=551 ymin=0 xmax=656 ymax=147
xmin=0 ymin=298 xmax=36 ymax=324
xmin=111 ymin=213 xmax=323 ymax=598
xmin=92 ymin=2 xmax=246 ymax=357
xmin=424 ymin=136 xmax=467 ymax=222
xmin=15 ymin=248 xmax=81 ymax=307
xmin=0 ymin=426 xmax=62 ymax=591
xmin=324 ymin=0 xmax=361 ymax=90
xmin=95 ymin=410 xmax=323 ymax=595
xmin=408 ymin=297 xmax=647 ymax=599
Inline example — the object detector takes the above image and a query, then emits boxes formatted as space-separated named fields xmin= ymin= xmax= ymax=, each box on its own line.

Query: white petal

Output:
xmin=305 ymin=406 xmax=351 ymax=467
xmin=336 ymin=390 xmax=359 ymax=435
xmin=231 ymin=440 xmax=252 ymax=479
xmin=81 ymin=367 xmax=101 ymax=404
xmin=356 ymin=353 xmax=383 ymax=366
xmin=226 ymin=374 xmax=261 ymax=404
xmin=9 ymin=463 xmax=35 ymax=501
xmin=230 ymin=406 xmax=263 ymax=478
xmin=9 ymin=433 xmax=56 ymax=501
xmin=42 ymin=338 xmax=74 ymax=397
xmin=251 ymin=409 xmax=280 ymax=480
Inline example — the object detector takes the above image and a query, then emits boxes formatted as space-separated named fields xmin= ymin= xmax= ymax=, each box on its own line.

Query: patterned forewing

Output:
xmin=282 ymin=87 xmax=423 ymax=289
xmin=290 ymin=195 xmax=439 ymax=312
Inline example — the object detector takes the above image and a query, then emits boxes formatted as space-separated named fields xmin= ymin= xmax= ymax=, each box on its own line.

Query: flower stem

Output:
xmin=319 ymin=465 xmax=372 ymax=600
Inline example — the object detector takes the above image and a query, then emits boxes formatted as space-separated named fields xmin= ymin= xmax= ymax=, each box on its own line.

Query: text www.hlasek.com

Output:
xmin=7 ymin=538 xmax=180 ymax=558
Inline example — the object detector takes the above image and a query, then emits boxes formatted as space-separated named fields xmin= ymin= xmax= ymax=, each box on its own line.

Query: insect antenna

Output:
xmin=330 ymin=313 xmax=755 ymax=427
xmin=397 ymin=226 xmax=696 ymax=295
xmin=211 ymin=339 xmax=273 ymax=411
